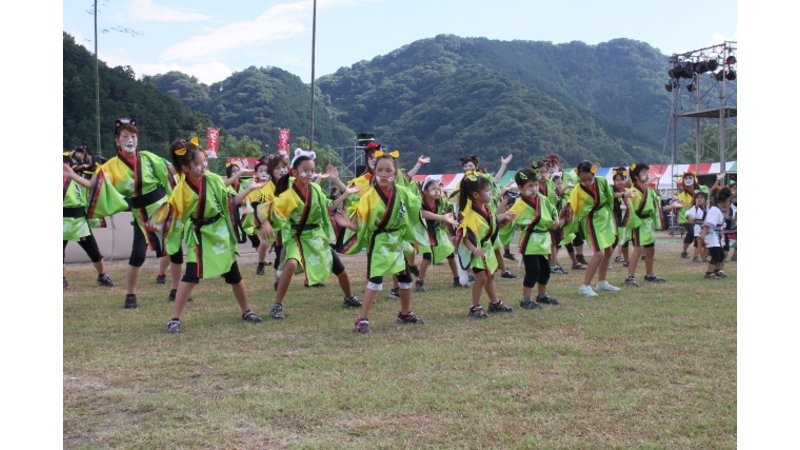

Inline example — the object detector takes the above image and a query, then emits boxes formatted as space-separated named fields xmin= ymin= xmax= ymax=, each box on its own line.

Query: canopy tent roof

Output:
xmin=411 ymin=161 xmax=736 ymax=193
xmin=675 ymin=106 xmax=737 ymax=119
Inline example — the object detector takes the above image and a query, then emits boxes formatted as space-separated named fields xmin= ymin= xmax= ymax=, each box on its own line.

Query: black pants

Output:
xmin=64 ymin=234 xmax=103 ymax=263
xmin=523 ymin=254 xmax=550 ymax=288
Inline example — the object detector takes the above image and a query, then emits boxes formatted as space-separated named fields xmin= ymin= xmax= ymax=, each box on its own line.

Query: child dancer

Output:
xmin=698 ymin=187 xmax=734 ymax=279
xmin=677 ymin=172 xmax=710 ymax=259
xmin=62 ymin=153 xmax=128 ymax=289
xmin=456 ymin=172 xmax=516 ymax=318
xmin=623 ymin=163 xmax=679 ymax=287
xmin=250 ymin=158 xmax=274 ymax=274
xmin=225 ymin=162 xmax=261 ymax=250
xmin=262 ymin=149 xmax=362 ymax=320
xmin=546 ymin=155 xmax=588 ymax=270
xmin=66 ymin=119 xmax=181 ymax=309
xmin=507 ymin=168 xmax=562 ymax=309
xmin=253 ymin=155 xmax=290 ymax=288
xmin=337 ymin=155 xmax=456 ymax=333
xmin=416 ymin=177 xmax=464 ymax=291
xmin=611 ymin=167 xmax=636 ymax=267
xmin=562 ymin=161 xmax=620 ymax=297
xmin=685 ymin=191 xmax=709 ymax=263
xmin=146 ymin=139 xmax=264 ymax=333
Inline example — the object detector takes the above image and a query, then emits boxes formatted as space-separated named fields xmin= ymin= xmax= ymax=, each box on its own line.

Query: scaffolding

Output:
xmin=335 ymin=133 xmax=374 ymax=183
xmin=665 ymin=41 xmax=737 ymax=188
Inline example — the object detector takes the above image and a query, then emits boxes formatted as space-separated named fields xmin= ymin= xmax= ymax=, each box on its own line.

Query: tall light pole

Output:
xmin=309 ymin=0 xmax=317 ymax=152
xmin=94 ymin=0 xmax=102 ymax=156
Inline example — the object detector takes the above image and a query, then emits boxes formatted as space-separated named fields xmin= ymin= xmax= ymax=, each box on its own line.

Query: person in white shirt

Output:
xmin=684 ymin=191 xmax=709 ymax=263
xmin=698 ymin=187 xmax=733 ymax=280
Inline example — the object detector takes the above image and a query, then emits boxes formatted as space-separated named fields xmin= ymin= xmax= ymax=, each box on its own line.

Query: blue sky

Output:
xmin=62 ymin=0 xmax=738 ymax=85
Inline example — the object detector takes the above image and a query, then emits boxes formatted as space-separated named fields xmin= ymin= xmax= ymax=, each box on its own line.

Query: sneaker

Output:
xmin=453 ymin=277 xmax=468 ymax=288
xmin=714 ymin=270 xmax=729 ymax=279
xmin=572 ymin=262 xmax=587 ymax=270
xmin=624 ymin=276 xmax=640 ymax=287
xmin=503 ymin=250 xmax=517 ymax=261
xmin=408 ymin=265 xmax=420 ymax=277
xmin=520 ymin=297 xmax=543 ymax=310
xmin=614 ymin=256 xmax=624 ymax=263
xmin=269 ymin=303 xmax=285 ymax=319
xmin=500 ymin=270 xmax=519 ymax=279
xmin=468 ymin=273 xmax=476 ymax=283
xmin=468 ymin=305 xmax=489 ymax=318
xmin=343 ymin=295 xmax=362 ymax=308
xmin=63 ymin=277 xmax=68 ymax=290
xmin=156 ymin=274 xmax=167 ymax=284
xmin=256 ymin=263 xmax=265 ymax=276
xmin=354 ymin=318 xmax=372 ymax=334
xmin=242 ymin=310 xmax=263 ymax=323
xmin=644 ymin=274 xmax=667 ymax=283
xmin=389 ymin=288 xmax=400 ymax=299
xmin=622 ymin=261 xmax=630 ymax=267
xmin=550 ymin=265 xmax=569 ymax=275
xmin=397 ymin=311 xmax=425 ymax=324
xmin=97 ymin=274 xmax=115 ymax=287
xmin=166 ymin=319 xmax=181 ymax=334
xmin=595 ymin=280 xmax=620 ymax=292
xmin=705 ymin=272 xmax=721 ymax=280
xmin=167 ymin=289 xmax=193 ymax=302
xmin=692 ymin=257 xmax=702 ymax=263
xmin=124 ymin=294 xmax=137 ymax=309
xmin=415 ymin=279 xmax=426 ymax=292
xmin=578 ymin=285 xmax=598 ymax=297
xmin=576 ymin=255 xmax=589 ymax=265
xmin=536 ymin=294 xmax=560 ymax=306
xmin=681 ymin=252 xmax=689 ymax=259
xmin=488 ymin=300 xmax=513 ymax=313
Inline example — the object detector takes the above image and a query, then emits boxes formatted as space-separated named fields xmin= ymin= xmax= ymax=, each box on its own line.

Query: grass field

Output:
xmin=63 ymin=233 xmax=736 ymax=449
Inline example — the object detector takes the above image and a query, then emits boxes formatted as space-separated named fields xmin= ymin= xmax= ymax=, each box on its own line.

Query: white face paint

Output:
xmin=367 ymin=158 xmax=376 ymax=169
xmin=121 ymin=139 xmax=136 ymax=153
xmin=639 ymin=174 xmax=649 ymax=181
xmin=482 ymin=192 xmax=492 ymax=203
xmin=192 ymin=165 xmax=204 ymax=175
xmin=377 ymin=175 xmax=395 ymax=183
xmin=276 ymin=168 xmax=288 ymax=177
xmin=258 ymin=172 xmax=269 ymax=181
xmin=463 ymin=162 xmax=476 ymax=172
xmin=429 ymin=189 xmax=440 ymax=198
xmin=299 ymin=171 xmax=313 ymax=180
xmin=524 ymin=189 xmax=536 ymax=197
xmin=683 ymin=178 xmax=694 ymax=187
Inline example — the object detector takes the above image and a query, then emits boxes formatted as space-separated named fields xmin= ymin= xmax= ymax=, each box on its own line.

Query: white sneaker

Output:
xmin=595 ymin=280 xmax=620 ymax=292
xmin=578 ymin=285 xmax=598 ymax=297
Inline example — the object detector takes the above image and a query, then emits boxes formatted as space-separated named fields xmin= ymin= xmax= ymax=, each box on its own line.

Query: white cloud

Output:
xmin=158 ymin=0 xmax=377 ymax=62
xmin=137 ymin=61 xmax=234 ymax=85
xmin=128 ymin=0 xmax=212 ymax=22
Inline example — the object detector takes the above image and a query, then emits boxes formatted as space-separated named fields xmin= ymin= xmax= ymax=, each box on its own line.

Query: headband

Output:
xmin=374 ymin=149 xmax=400 ymax=158
xmin=290 ymin=148 xmax=316 ymax=168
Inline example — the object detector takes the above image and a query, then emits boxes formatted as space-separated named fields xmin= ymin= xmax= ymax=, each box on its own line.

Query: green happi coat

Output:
xmin=507 ymin=192 xmax=557 ymax=256
xmin=456 ymin=200 xmax=500 ymax=274
xmin=340 ymin=184 xmax=426 ymax=279
xmin=156 ymin=172 xmax=238 ymax=279
xmin=63 ymin=174 xmax=128 ymax=241
xmin=270 ymin=179 xmax=338 ymax=286
xmin=628 ymin=182 xmax=659 ymax=246
xmin=417 ymin=197 xmax=456 ymax=264
xmin=98 ymin=150 xmax=174 ymax=253
xmin=562 ymin=176 xmax=616 ymax=251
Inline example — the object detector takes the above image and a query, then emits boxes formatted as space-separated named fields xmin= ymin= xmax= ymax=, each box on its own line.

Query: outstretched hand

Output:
xmin=417 ymin=155 xmax=431 ymax=165
xmin=501 ymin=154 xmax=513 ymax=165
xmin=63 ymin=163 xmax=74 ymax=178
xmin=326 ymin=164 xmax=340 ymax=179
xmin=442 ymin=212 xmax=459 ymax=227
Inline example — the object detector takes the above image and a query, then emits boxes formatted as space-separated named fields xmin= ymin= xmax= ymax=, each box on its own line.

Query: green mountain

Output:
xmin=148 ymin=67 xmax=355 ymax=151
xmin=62 ymin=32 xmax=212 ymax=157
xmin=317 ymin=35 xmax=679 ymax=172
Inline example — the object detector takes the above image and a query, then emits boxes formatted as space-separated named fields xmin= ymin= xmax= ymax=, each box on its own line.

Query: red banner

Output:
xmin=278 ymin=128 xmax=290 ymax=157
xmin=206 ymin=128 xmax=220 ymax=159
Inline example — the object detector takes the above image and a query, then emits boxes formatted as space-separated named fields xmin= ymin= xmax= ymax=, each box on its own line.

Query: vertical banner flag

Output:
xmin=278 ymin=128 xmax=290 ymax=157
xmin=206 ymin=128 xmax=220 ymax=159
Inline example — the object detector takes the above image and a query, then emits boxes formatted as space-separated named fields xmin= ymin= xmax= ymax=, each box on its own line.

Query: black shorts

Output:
xmin=182 ymin=261 xmax=242 ymax=284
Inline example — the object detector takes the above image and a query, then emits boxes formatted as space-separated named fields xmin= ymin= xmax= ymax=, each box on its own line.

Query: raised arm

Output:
xmin=494 ymin=154 xmax=513 ymax=183
xmin=234 ymin=180 xmax=264 ymax=206
xmin=326 ymin=164 xmax=349 ymax=192
xmin=405 ymin=155 xmax=430 ymax=178
xmin=63 ymin=163 xmax=95 ymax=189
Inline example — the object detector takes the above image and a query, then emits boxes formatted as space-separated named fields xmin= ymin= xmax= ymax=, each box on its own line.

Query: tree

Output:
xmin=677 ymin=123 xmax=737 ymax=163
